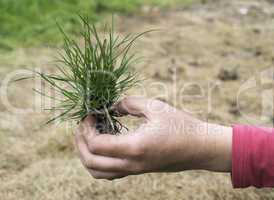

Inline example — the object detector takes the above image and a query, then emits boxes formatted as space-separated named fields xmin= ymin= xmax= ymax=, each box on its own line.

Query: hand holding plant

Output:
xmin=75 ymin=96 xmax=232 ymax=180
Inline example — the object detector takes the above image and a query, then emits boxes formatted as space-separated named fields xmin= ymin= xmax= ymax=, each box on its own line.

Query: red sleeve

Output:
xmin=232 ymin=125 xmax=274 ymax=188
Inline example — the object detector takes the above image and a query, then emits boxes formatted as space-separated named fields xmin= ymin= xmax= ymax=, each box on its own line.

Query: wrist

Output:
xmin=203 ymin=123 xmax=232 ymax=172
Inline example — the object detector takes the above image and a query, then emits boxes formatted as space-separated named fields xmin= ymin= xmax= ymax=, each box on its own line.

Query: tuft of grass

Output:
xmin=33 ymin=16 xmax=149 ymax=134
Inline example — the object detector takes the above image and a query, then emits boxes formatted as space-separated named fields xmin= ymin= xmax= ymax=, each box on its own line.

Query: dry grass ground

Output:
xmin=1 ymin=0 xmax=274 ymax=199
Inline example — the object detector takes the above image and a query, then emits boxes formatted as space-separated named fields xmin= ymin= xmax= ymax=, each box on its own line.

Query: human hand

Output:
xmin=75 ymin=96 xmax=232 ymax=180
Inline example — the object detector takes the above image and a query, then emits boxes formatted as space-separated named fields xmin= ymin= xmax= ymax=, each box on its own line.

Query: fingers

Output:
xmin=114 ymin=96 xmax=156 ymax=120
xmin=75 ymin=130 xmax=132 ymax=172
xmin=87 ymin=169 xmax=126 ymax=180
xmin=114 ymin=96 xmax=172 ymax=121
xmin=75 ymin=122 xmax=147 ymax=178
xmin=81 ymin=118 xmax=151 ymax=158
xmin=79 ymin=115 xmax=99 ymax=137
xmin=75 ymin=98 xmax=157 ymax=180
xmin=77 ymin=113 xmax=141 ymax=158
xmin=83 ymin=133 xmax=140 ymax=158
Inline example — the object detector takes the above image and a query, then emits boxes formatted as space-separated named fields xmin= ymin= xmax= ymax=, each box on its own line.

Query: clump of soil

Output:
xmin=228 ymin=100 xmax=241 ymax=116
xmin=218 ymin=66 xmax=239 ymax=81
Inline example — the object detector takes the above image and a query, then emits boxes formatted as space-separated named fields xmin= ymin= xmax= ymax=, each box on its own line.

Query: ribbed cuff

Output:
xmin=232 ymin=124 xmax=274 ymax=188
xmin=232 ymin=125 xmax=251 ymax=188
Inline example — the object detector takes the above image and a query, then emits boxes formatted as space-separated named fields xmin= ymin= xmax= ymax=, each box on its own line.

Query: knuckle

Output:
xmin=89 ymin=170 xmax=103 ymax=179
xmin=87 ymin=140 xmax=97 ymax=154
xmin=93 ymin=174 xmax=102 ymax=179
xmin=122 ymin=96 xmax=131 ymax=103
xmin=149 ymin=99 xmax=169 ymax=113
xmin=122 ymin=97 xmax=134 ymax=110
xmin=92 ymin=175 xmax=99 ymax=179
xmin=82 ymin=158 xmax=90 ymax=167
xmin=82 ymin=156 xmax=93 ymax=168
xmin=122 ymin=96 xmax=143 ymax=110
xmin=123 ymin=96 xmax=136 ymax=103
xmin=129 ymin=139 xmax=146 ymax=159
xmin=128 ymin=161 xmax=145 ymax=173
xmin=91 ymin=173 xmax=101 ymax=179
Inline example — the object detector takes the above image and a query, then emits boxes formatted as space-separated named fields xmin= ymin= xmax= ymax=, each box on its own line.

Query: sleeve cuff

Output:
xmin=232 ymin=124 xmax=274 ymax=188
xmin=231 ymin=125 xmax=250 ymax=188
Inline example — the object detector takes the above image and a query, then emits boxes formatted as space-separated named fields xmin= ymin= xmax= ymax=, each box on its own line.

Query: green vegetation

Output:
xmin=31 ymin=16 xmax=145 ymax=134
xmin=0 ymin=0 xmax=194 ymax=50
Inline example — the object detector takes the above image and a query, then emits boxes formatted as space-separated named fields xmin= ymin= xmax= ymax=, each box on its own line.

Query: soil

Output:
xmin=0 ymin=0 xmax=274 ymax=199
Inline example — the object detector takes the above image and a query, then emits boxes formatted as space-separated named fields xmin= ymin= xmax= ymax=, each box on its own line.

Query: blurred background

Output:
xmin=0 ymin=0 xmax=274 ymax=199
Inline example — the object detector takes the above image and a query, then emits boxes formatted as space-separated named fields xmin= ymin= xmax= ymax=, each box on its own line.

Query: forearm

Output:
xmin=204 ymin=123 xmax=232 ymax=172
xmin=184 ymin=122 xmax=232 ymax=173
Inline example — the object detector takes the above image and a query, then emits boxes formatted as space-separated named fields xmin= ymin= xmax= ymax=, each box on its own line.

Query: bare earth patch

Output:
xmin=0 ymin=0 xmax=274 ymax=199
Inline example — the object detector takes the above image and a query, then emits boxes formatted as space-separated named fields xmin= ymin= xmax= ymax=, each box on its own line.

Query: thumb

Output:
xmin=78 ymin=115 xmax=99 ymax=137
xmin=114 ymin=96 xmax=168 ymax=120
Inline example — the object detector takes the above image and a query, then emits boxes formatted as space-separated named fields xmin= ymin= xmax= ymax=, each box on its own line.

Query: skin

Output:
xmin=75 ymin=96 xmax=232 ymax=180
